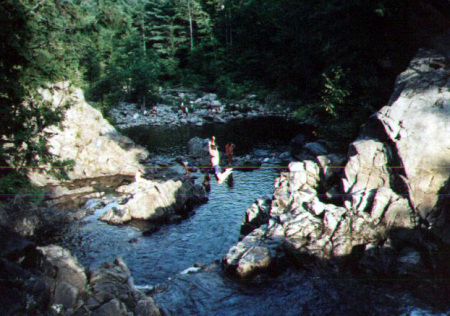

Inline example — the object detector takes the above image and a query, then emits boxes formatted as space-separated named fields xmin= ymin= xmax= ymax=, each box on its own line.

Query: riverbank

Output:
xmin=110 ymin=89 xmax=292 ymax=129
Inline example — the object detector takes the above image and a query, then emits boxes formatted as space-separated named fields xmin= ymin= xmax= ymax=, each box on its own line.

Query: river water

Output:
xmin=60 ymin=117 xmax=445 ymax=315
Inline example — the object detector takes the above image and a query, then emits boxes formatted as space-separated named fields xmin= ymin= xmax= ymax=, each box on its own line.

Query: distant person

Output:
xmin=225 ymin=142 xmax=235 ymax=165
xmin=203 ymin=174 xmax=211 ymax=192
xmin=181 ymin=161 xmax=191 ymax=176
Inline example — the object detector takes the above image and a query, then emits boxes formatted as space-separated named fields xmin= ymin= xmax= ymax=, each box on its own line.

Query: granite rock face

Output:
xmin=367 ymin=49 xmax=450 ymax=237
xmin=223 ymin=49 xmax=450 ymax=279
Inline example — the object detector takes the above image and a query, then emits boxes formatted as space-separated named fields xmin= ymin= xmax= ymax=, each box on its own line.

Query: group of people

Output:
xmin=181 ymin=136 xmax=235 ymax=187
xmin=179 ymin=102 xmax=194 ymax=118
xmin=208 ymin=136 xmax=234 ymax=183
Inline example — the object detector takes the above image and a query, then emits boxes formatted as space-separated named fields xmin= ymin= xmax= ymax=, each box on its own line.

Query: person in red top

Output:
xmin=225 ymin=142 xmax=235 ymax=165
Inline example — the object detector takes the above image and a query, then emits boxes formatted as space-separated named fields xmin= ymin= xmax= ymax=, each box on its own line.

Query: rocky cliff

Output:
xmin=28 ymin=82 xmax=148 ymax=187
xmin=223 ymin=48 xmax=450 ymax=280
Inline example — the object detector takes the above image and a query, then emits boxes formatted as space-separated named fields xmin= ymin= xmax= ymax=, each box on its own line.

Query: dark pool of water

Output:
xmin=120 ymin=116 xmax=307 ymax=156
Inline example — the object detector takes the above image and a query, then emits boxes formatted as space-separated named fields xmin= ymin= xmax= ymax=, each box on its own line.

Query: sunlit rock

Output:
xmin=28 ymin=84 xmax=148 ymax=187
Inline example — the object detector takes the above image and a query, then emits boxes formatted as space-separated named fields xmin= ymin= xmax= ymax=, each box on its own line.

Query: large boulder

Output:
xmin=362 ymin=49 xmax=450 ymax=240
xmin=223 ymin=154 xmax=415 ymax=278
xmin=102 ymin=178 xmax=207 ymax=223
xmin=224 ymin=49 xmax=450 ymax=280
xmin=239 ymin=198 xmax=271 ymax=239
xmin=38 ymin=245 xmax=87 ymax=292
xmin=28 ymin=83 xmax=148 ymax=187
xmin=89 ymin=258 xmax=160 ymax=316
xmin=187 ymin=137 xmax=210 ymax=158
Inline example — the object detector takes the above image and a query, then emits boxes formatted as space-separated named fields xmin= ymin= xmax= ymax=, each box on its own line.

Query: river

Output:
xmin=60 ymin=117 xmax=445 ymax=315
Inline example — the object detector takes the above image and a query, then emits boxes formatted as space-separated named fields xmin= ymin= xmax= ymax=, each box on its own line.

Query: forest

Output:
xmin=0 ymin=0 xmax=447 ymax=193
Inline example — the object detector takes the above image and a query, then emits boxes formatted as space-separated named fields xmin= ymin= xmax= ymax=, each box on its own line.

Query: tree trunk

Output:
xmin=188 ymin=1 xmax=194 ymax=50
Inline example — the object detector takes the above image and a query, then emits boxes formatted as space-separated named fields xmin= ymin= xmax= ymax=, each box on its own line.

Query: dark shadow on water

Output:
xmin=152 ymin=225 xmax=450 ymax=315
xmin=120 ymin=117 xmax=308 ymax=156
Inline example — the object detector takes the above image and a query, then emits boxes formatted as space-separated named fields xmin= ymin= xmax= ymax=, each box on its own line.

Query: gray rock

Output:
xmin=187 ymin=137 xmax=209 ymax=158
xmin=240 ymin=198 xmax=271 ymax=239
xmin=28 ymin=86 xmax=148 ymax=187
xmin=223 ymin=49 xmax=450 ymax=281
xmin=135 ymin=297 xmax=161 ymax=316
xmin=316 ymin=153 xmax=347 ymax=185
xmin=89 ymin=258 xmax=135 ymax=308
xmin=38 ymin=245 xmax=87 ymax=292
xmin=115 ymin=178 xmax=206 ymax=222
xmin=371 ymin=50 xmax=450 ymax=232
xmin=342 ymin=139 xmax=392 ymax=212
xmin=92 ymin=298 xmax=129 ymax=316
xmin=303 ymin=142 xmax=328 ymax=156
xmin=99 ymin=206 xmax=132 ymax=225
xmin=223 ymin=228 xmax=277 ymax=278
xmin=53 ymin=281 xmax=80 ymax=310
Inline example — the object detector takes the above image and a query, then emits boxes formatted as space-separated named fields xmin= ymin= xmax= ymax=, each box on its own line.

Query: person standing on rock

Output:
xmin=208 ymin=136 xmax=232 ymax=183
xmin=225 ymin=142 xmax=235 ymax=165
xmin=203 ymin=174 xmax=211 ymax=192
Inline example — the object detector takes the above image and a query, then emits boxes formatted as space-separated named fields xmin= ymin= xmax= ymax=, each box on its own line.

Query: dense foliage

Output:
xmin=1 ymin=0 xmax=449 ymax=195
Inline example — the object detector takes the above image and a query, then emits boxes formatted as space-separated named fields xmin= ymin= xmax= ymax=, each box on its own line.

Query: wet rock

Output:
xmin=240 ymin=198 xmax=272 ymax=239
xmin=290 ymin=133 xmax=308 ymax=149
xmin=99 ymin=206 xmax=132 ymax=225
xmin=142 ymin=224 xmax=160 ymax=236
xmin=223 ymin=228 xmax=278 ymax=279
xmin=89 ymin=258 xmax=135 ymax=308
xmin=233 ymin=157 xmax=262 ymax=172
xmin=396 ymin=248 xmax=424 ymax=277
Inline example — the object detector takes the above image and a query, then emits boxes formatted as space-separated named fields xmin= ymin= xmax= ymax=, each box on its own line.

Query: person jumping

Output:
xmin=208 ymin=136 xmax=232 ymax=183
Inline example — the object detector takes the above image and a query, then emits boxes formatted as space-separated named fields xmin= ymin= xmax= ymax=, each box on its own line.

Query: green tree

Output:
xmin=0 ymin=0 xmax=96 ymax=194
